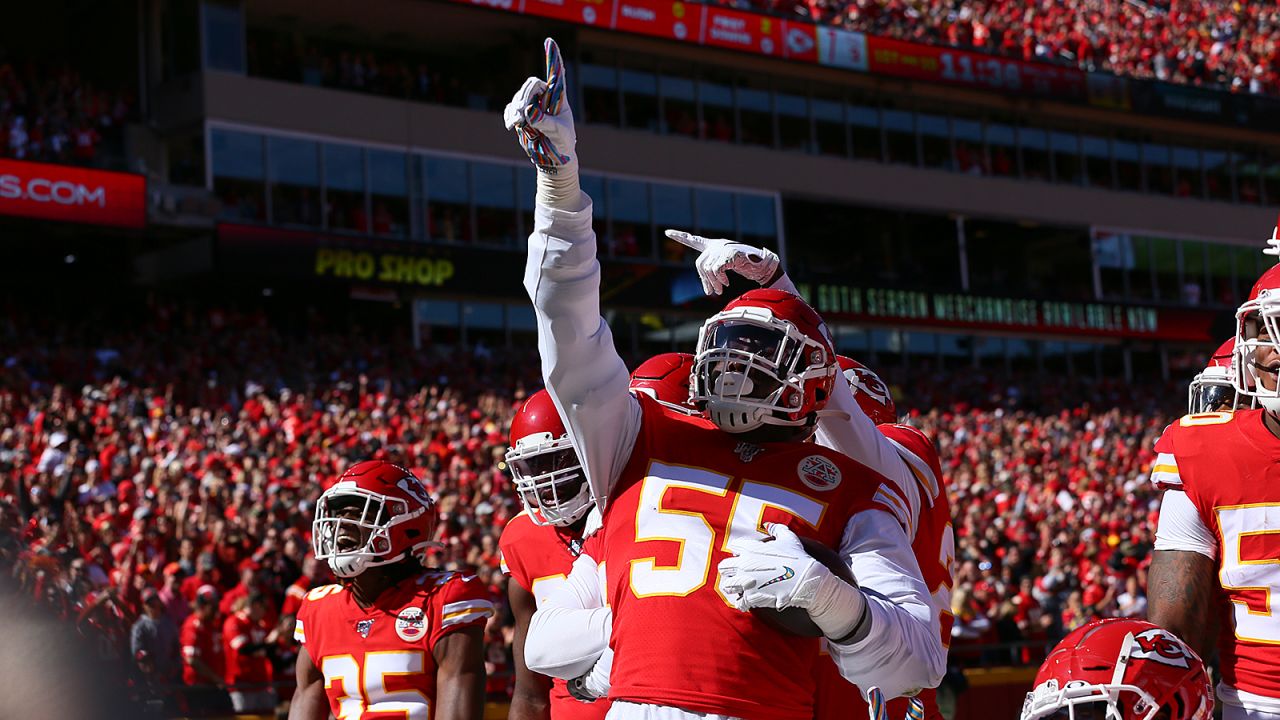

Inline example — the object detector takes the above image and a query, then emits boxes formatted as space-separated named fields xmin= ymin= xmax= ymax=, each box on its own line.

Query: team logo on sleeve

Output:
xmin=798 ymin=455 xmax=842 ymax=491
xmin=396 ymin=606 xmax=427 ymax=642
xmin=1131 ymin=628 xmax=1192 ymax=668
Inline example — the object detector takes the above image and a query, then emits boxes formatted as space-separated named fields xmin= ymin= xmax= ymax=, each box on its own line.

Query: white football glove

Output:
xmin=1264 ymin=221 xmax=1280 ymax=262
xmin=718 ymin=523 xmax=868 ymax=640
xmin=503 ymin=38 xmax=580 ymax=209
xmin=566 ymin=647 xmax=612 ymax=702
xmin=718 ymin=523 xmax=830 ymax=611
xmin=665 ymin=229 xmax=780 ymax=296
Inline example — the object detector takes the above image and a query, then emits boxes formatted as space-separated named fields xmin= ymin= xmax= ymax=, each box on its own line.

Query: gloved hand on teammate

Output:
xmin=665 ymin=229 xmax=781 ymax=296
xmin=718 ymin=523 xmax=868 ymax=640
xmin=503 ymin=38 xmax=581 ymax=210
xmin=567 ymin=647 xmax=612 ymax=702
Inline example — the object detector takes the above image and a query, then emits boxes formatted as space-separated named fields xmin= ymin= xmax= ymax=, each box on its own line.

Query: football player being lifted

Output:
xmin=1149 ymin=261 xmax=1280 ymax=720
xmin=505 ymin=38 xmax=943 ymax=720
xmin=501 ymin=359 xmax=692 ymax=720
xmin=289 ymin=461 xmax=494 ymax=720
xmin=665 ymin=229 xmax=955 ymax=720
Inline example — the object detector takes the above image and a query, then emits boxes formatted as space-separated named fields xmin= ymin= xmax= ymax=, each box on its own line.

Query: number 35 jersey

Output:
xmin=294 ymin=571 xmax=495 ymax=720
xmin=1152 ymin=409 xmax=1280 ymax=701
xmin=596 ymin=394 xmax=905 ymax=720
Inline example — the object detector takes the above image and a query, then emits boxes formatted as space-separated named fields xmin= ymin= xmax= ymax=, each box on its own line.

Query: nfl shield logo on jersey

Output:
xmin=798 ymin=455 xmax=842 ymax=492
xmin=356 ymin=619 xmax=374 ymax=638
xmin=396 ymin=606 xmax=427 ymax=642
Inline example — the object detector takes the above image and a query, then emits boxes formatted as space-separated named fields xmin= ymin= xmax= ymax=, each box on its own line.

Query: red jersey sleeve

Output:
xmin=429 ymin=574 xmax=496 ymax=650
xmin=498 ymin=515 xmax=534 ymax=592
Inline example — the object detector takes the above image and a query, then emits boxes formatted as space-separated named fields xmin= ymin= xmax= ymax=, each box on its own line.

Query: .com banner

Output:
xmin=0 ymin=159 xmax=146 ymax=229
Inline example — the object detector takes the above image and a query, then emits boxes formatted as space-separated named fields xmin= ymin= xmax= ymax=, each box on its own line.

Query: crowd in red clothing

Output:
xmin=0 ymin=299 xmax=1182 ymax=712
xmin=0 ymin=59 xmax=133 ymax=168
xmin=738 ymin=0 xmax=1280 ymax=95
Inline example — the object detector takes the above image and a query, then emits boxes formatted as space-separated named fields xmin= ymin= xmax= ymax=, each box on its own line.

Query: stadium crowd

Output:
xmin=764 ymin=0 xmax=1280 ymax=95
xmin=0 ymin=299 xmax=1177 ymax=712
xmin=0 ymin=58 xmax=133 ymax=168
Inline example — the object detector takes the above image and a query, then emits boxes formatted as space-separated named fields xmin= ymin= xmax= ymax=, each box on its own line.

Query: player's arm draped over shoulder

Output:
xmin=505 ymin=38 xmax=640 ymax=508
xmin=1148 ymin=549 xmax=1219 ymax=659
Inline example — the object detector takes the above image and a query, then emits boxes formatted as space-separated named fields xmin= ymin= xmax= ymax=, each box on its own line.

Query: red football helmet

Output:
xmin=1187 ymin=338 xmax=1240 ymax=414
xmin=691 ymin=288 xmax=836 ymax=433
xmin=1235 ymin=263 xmax=1280 ymax=414
xmin=505 ymin=390 xmax=591 ymax=527
xmin=1022 ymin=619 xmax=1212 ymax=720
xmin=313 ymin=461 xmax=438 ymax=579
xmin=837 ymin=356 xmax=896 ymax=425
xmin=630 ymin=353 xmax=697 ymax=413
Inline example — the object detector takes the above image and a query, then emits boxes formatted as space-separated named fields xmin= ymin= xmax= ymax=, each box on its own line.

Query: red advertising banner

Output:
xmin=864 ymin=35 xmax=1086 ymax=99
xmin=0 ymin=159 xmax=145 ymax=230
xmin=612 ymin=0 xmax=701 ymax=42
xmin=522 ymin=0 xmax=614 ymax=27
xmin=780 ymin=20 xmax=818 ymax=62
xmin=700 ymin=6 xmax=782 ymax=56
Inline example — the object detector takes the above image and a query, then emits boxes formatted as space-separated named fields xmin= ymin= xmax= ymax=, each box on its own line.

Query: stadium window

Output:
xmin=1262 ymin=152 xmax=1280 ymax=206
xmin=984 ymin=120 xmax=1016 ymax=177
xmin=1180 ymin=241 xmax=1207 ymax=305
xmin=580 ymin=174 xmax=610 ymax=249
xmin=579 ymin=56 xmax=620 ymax=127
xmin=1206 ymin=242 xmax=1233 ymax=306
xmin=1148 ymin=236 xmax=1180 ymax=302
xmin=738 ymin=194 xmax=776 ymax=250
xmin=517 ymin=166 xmax=536 ymax=240
xmin=607 ymin=178 xmax=651 ymax=259
xmin=415 ymin=299 xmax=460 ymax=346
xmin=620 ymin=63 xmax=659 ymax=132
xmin=267 ymin=137 xmax=320 ymax=227
xmin=1236 ymin=245 xmax=1261 ymax=300
xmin=1114 ymin=137 xmax=1141 ymax=192
xmin=695 ymin=188 xmax=736 ymax=242
xmin=471 ymin=162 xmax=517 ymax=247
xmin=1142 ymin=142 xmax=1173 ymax=195
xmin=812 ymin=92 xmax=847 ymax=158
xmin=1082 ymin=135 xmax=1112 ymax=189
xmin=325 ymin=144 xmax=367 ymax=233
xmin=849 ymin=103 xmax=881 ymax=162
xmin=654 ymin=183 xmax=695 ymax=264
xmin=659 ymin=69 xmax=697 ymax=138
xmin=202 ymin=1 xmax=245 ymax=73
xmin=882 ymin=108 xmax=917 ymax=166
xmin=461 ymin=302 xmax=505 ymax=347
xmin=776 ymin=87 xmax=810 ymax=153
xmin=1172 ymin=146 xmax=1203 ymax=199
xmin=917 ymin=113 xmax=951 ymax=170
xmin=211 ymin=129 xmax=266 ymax=221
xmin=966 ymin=220 xmax=1092 ymax=300
xmin=424 ymin=156 xmax=470 ymax=243
xmin=1092 ymin=230 xmax=1134 ymax=301
xmin=1235 ymin=150 xmax=1262 ymax=204
xmin=369 ymin=150 xmax=409 ymax=239
xmin=1127 ymin=236 xmax=1155 ymax=301
xmin=1050 ymin=131 xmax=1081 ymax=185
xmin=1019 ymin=128 xmax=1050 ymax=181
xmin=736 ymin=79 xmax=773 ymax=148
xmin=700 ymin=73 xmax=735 ymax=143
xmin=1203 ymin=149 xmax=1233 ymax=202
xmin=953 ymin=118 xmax=983 ymax=175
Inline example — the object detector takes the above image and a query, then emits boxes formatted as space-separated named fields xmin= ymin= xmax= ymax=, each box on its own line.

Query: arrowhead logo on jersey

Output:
xmin=1131 ymin=628 xmax=1192 ymax=669
xmin=396 ymin=606 xmax=427 ymax=642
xmin=798 ymin=455 xmax=842 ymax=491
xmin=735 ymin=442 xmax=764 ymax=463
xmin=356 ymin=619 xmax=374 ymax=638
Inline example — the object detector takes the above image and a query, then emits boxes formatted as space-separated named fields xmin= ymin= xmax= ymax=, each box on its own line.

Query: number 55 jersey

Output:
xmin=1152 ymin=408 xmax=1280 ymax=713
xmin=593 ymin=394 xmax=940 ymax=720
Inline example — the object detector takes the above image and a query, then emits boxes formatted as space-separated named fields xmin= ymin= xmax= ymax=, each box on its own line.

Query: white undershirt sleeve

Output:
xmin=524 ymin=550 xmax=612 ymax=679
xmin=525 ymin=198 xmax=642 ymax=509
xmin=1154 ymin=489 xmax=1217 ymax=560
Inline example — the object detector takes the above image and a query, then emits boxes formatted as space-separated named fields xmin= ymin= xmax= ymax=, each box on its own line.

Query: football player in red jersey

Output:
xmin=1186 ymin=338 xmax=1241 ymax=414
xmin=501 ymin=389 xmax=607 ymax=720
xmin=666 ymin=229 xmax=955 ymax=720
xmin=287 ymin=461 xmax=494 ymax=720
xmin=1150 ymin=263 xmax=1280 ymax=720
xmin=506 ymin=39 xmax=942 ymax=720
xmin=1021 ymin=618 xmax=1212 ymax=720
